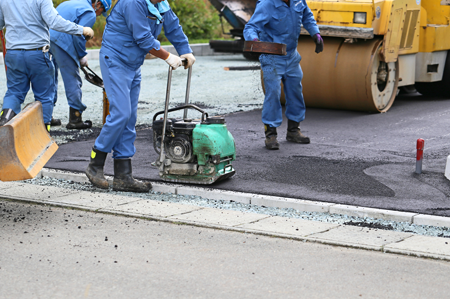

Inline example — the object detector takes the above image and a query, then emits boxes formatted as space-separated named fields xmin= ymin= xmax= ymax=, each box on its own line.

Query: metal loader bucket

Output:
xmin=0 ymin=101 xmax=58 ymax=181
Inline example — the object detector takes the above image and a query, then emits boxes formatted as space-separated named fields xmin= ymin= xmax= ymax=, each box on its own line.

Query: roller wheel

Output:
xmin=415 ymin=51 xmax=450 ymax=98
xmin=261 ymin=37 xmax=399 ymax=112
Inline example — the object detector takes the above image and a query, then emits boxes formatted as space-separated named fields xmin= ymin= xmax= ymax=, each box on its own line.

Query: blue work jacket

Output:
xmin=244 ymin=0 xmax=320 ymax=55
xmin=0 ymin=0 xmax=83 ymax=50
xmin=101 ymin=0 xmax=192 ymax=69
xmin=50 ymin=0 xmax=96 ymax=66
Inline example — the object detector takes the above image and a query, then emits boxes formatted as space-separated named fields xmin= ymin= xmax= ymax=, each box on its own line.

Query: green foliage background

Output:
xmin=50 ymin=0 xmax=224 ymax=47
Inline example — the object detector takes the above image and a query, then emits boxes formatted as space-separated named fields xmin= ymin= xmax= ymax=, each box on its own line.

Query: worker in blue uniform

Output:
xmin=244 ymin=0 xmax=323 ymax=150
xmin=50 ymin=0 xmax=112 ymax=130
xmin=0 ymin=0 xmax=95 ymax=130
xmin=85 ymin=0 xmax=196 ymax=192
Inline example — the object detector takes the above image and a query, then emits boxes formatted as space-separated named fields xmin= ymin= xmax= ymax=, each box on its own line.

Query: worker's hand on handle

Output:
xmin=79 ymin=56 xmax=88 ymax=67
xmin=165 ymin=53 xmax=182 ymax=70
xmin=83 ymin=27 xmax=94 ymax=41
xmin=312 ymin=33 xmax=324 ymax=54
xmin=180 ymin=53 xmax=196 ymax=69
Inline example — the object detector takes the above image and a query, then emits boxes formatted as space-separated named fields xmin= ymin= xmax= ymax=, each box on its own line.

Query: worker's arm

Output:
xmin=301 ymin=0 xmax=320 ymax=37
xmin=162 ymin=10 xmax=192 ymax=56
xmin=73 ymin=10 xmax=96 ymax=60
xmin=243 ymin=1 xmax=269 ymax=41
xmin=39 ymin=0 xmax=84 ymax=36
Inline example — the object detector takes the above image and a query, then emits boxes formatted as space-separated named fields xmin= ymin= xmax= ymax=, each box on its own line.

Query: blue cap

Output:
xmin=99 ymin=0 xmax=112 ymax=17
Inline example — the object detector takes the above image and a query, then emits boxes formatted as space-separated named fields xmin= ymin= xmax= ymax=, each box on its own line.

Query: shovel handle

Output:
xmin=1 ymin=30 xmax=6 ymax=74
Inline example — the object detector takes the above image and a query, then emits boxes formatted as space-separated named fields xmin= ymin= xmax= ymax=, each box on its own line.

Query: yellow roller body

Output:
xmin=0 ymin=102 xmax=59 ymax=181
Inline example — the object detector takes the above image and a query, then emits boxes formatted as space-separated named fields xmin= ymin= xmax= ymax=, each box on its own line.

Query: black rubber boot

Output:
xmin=264 ymin=124 xmax=279 ymax=150
xmin=66 ymin=107 xmax=92 ymax=130
xmin=50 ymin=117 xmax=61 ymax=126
xmin=85 ymin=147 xmax=109 ymax=189
xmin=0 ymin=109 xmax=16 ymax=126
xmin=286 ymin=119 xmax=310 ymax=144
xmin=44 ymin=122 xmax=51 ymax=132
xmin=113 ymin=158 xmax=152 ymax=193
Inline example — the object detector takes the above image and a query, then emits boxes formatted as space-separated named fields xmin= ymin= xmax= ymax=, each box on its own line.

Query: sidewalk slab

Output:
xmin=384 ymin=235 xmax=450 ymax=259
xmin=0 ymin=181 xmax=22 ymax=190
xmin=99 ymin=199 xmax=203 ymax=218
xmin=329 ymin=204 xmax=417 ymax=223
xmin=251 ymin=195 xmax=332 ymax=213
xmin=413 ymin=214 xmax=450 ymax=228
xmin=0 ymin=183 xmax=78 ymax=202
xmin=168 ymin=208 xmax=269 ymax=227
xmin=46 ymin=191 xmax=140 ymax=210
xmin=237 ymin=216 xmax=339 ymax=237
xmin=307 ymin=225 xmax=414 ymax=250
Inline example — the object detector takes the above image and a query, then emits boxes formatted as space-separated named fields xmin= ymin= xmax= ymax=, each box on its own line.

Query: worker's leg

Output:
xmin=28 ymin=50 xmax=56 ymax=124
xmin=2 ymin=50 xmax=31 ymax=115
xmin=107 ymin=64 xmax=150 ymax=192
xmin=283 ymin=51 xmax=309 ymax=144
xmin=260 ymin=54 xmax=285 ymax=128
xmin=111 ymin=67 xmax=141 ymax=159
xmin=260 ymin=54 xmax=286 ymax=149
xmin=283 ymin=51 xmax=306 ymax=123
xmin=94 ymin=52 xmax=135 ymax=154
xmin=51 ymin=43 xmax=86 ymax=112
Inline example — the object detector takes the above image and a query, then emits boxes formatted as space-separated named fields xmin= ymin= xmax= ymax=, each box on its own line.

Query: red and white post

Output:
xmin=416 ymin=138 xmax=424 ymax=174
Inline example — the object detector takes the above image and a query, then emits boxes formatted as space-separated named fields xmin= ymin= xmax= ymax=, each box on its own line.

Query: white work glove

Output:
xmin=82 ymin=27 xmax=94 ymax=41
xmin=180 ymin=53 xmax=196 ymax=69
xmin=79 ymin=56 xmax=88 ymax=67
xmin=164 ymin=53 xmax=182 ymax=70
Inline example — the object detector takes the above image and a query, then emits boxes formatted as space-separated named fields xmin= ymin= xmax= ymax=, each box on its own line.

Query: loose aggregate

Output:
xmin=26 ymin=176 xmax=450 ymax=238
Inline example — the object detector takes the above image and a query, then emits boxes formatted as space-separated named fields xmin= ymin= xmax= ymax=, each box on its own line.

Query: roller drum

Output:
xmin=299 ymin=37 xmax=398 ymax=112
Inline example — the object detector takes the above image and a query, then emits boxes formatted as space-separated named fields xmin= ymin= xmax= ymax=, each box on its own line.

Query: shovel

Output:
xmin=81 ymin=66 xmax=110 ymax=124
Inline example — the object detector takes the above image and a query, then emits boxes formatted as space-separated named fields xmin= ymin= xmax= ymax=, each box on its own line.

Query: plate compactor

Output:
xmin=152 ymin=63 xmax=236 ymax=184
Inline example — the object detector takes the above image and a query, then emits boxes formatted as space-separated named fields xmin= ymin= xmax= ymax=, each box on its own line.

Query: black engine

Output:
xmin=152 ymin=118 xmax=197 ymax=164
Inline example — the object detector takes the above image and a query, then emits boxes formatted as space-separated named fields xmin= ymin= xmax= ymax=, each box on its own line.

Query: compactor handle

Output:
xmin=158 ymin=59 xmax=193 ymax=168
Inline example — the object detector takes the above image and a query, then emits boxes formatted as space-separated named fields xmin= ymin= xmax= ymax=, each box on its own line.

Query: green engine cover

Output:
xmin=193 ymin=123 xmax=236 ymax=165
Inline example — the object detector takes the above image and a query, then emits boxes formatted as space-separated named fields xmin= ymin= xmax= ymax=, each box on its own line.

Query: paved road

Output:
xmin=47 ymin=90 xmax=450 ymax=216
xmin=1 ymin=200 xmax=450 ymax=299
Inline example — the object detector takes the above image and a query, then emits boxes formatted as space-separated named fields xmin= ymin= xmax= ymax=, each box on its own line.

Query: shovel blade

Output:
xmin=0 ymin=102 xmax=58 ymax=181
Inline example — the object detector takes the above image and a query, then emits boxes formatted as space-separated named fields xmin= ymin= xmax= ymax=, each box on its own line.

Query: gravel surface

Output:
xmin=25 ymin=176 xmax=450 ymax=239
xmin=0 ymin=55 xmax=263 ymax=144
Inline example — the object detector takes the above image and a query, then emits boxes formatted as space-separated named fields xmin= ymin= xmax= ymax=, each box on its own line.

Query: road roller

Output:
xmin=208 ymin=0 xmax=450 ymax=112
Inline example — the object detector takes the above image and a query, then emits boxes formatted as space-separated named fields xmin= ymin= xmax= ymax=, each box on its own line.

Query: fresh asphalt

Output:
xmin=46 ymin=90 xmax=450 ymax=217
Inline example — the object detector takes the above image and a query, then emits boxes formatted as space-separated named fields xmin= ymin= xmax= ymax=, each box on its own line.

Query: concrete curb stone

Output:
xmin=413 ymin=214 xmax=450 ymax=228
xmin=329 ymin=204 xmax=418 ymax=223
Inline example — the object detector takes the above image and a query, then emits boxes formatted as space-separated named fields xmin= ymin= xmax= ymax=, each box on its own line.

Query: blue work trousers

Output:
xmin=94 ymin=51 xmax=140 ymax=159
xmin=2 ymin=49 xmax=55 ymax=123
xmin=260 ymin=51 xmax=306 ymax=128
xmin=50 ymin=42 xmax=86 ymax=112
